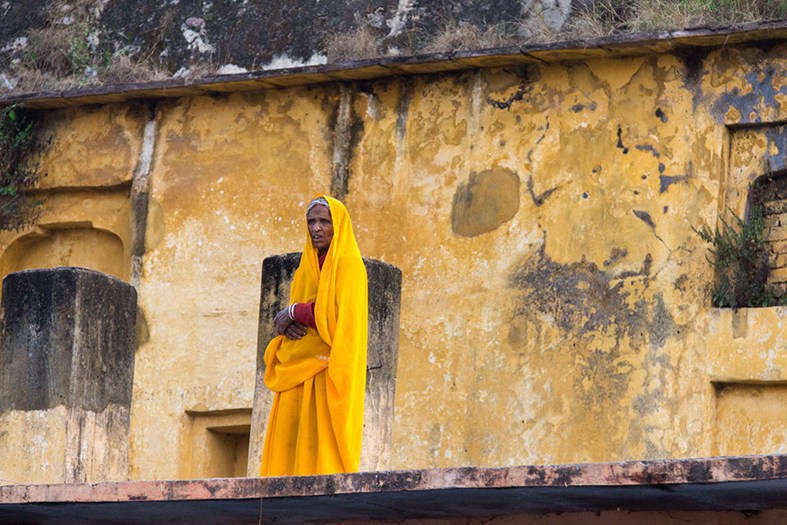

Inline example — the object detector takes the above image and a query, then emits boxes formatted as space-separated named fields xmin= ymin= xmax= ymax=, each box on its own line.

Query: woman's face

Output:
xmin=307 ymin=204 xmax=333 ymax=255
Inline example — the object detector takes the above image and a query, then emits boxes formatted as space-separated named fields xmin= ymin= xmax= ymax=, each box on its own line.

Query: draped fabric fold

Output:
xmin=261 ymin=195 xmax=368 ymax=476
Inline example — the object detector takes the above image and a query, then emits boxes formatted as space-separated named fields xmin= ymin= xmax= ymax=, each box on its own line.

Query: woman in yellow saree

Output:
xmin=261 ymin=195 xmax=368 ymax=476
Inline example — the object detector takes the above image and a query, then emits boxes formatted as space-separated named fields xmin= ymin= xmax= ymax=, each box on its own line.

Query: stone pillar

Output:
xmin=248 ymin=254 xmax=402 ymax=475
xmin=0 ymin=267 xmax=137 ymax=484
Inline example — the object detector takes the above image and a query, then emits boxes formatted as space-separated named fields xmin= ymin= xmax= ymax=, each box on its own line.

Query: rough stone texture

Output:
xmin=0 ymin=267 xmax=137 ymax=483
xmin=248 ymin=254 xmax=402 ymax=475
xmin=0 ymin=0 xmax=573 ymax=75
xmin=3 ymin=455 xmax=787 ymax=523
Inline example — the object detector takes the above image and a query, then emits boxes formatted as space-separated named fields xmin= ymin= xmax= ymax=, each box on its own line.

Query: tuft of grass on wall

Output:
xmin=424 ymin=22 xmax=519 ymax=53
xmin=695 ymin=197 xmax=780 ymax=308
xmin=1 ymin=0 xmax=167 ymax=95
xmin=629 ymin=0 xmax=787 ymax=31
xmin=324 ymin=26 xmax=382 ymax=62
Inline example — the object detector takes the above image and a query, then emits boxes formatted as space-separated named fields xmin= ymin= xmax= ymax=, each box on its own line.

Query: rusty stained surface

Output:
xmin=356 ymin=51 xmax=712 ymax=469
xmin=6 ymin=29 xmax=787 ymax=483
xmin=2 ymin=455 xmax=787 ymax=524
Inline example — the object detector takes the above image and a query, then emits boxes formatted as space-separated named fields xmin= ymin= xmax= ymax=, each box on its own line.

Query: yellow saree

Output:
xmin=261 ymin=195 xmax=368 ymax=476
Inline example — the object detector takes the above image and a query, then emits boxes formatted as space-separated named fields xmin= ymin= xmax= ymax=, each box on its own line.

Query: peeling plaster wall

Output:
xmin=5 ymin=40 xmax=787 ymax=479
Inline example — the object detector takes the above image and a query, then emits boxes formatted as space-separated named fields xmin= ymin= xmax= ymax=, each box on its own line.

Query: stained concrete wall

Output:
xmin=3 ymin=35 xmax=787 ymax=481
xmin=0 ymin=267 xmax=137 ymax=483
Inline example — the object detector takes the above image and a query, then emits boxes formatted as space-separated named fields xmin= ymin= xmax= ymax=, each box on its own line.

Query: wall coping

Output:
xmin=3 ymin=20 xmax=787 ymax=109
xmin=1 ymin=454 xmax=786 ymax=523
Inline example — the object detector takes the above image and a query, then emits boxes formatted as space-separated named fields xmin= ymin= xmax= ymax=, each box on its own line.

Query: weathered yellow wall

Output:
xmin=5 ymin=40 xmax=787 ymax=480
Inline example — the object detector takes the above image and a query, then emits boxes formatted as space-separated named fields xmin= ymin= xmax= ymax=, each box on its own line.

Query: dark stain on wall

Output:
xmin=765 ymin=125 xmax=787 ymax=172
xmin=329 ymin=84 xmax=366 ymax=199
xmin=632 ymin=209 xmax=655 ymax=228
xmin=395 ymin=80 xmax=413 ymax=144
xmin=674 ymin=46 xmax=712 ymax=110
xmin=452 ymin=168 xmax=521 ymax=237
xmin=635 ymin=144 xmax=660 ymax=158
xmin=526 ymin=175 xmax=558 ymax=207
xmin=509 ymin=242 xmax=678 ymax=432
xmin=712 ymin=62 xmax=787 ymax=123
xmin=616 ymin=126 xmax=629 ymax=154
xmin=509 ymin=243 xmax=675 ymax=349
xmin=659 ymin=174 xmax=689 ymax=193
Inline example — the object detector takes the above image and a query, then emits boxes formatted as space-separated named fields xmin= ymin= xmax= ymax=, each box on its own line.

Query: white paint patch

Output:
xmin=172 ymin=67 xmax=191 ymax=78
xmin=763 ymin=347 xmax=782 ymax=377
xmin=181 ymin=23 xmax=215 ymax=54
xmin=2 ymin=36 xmax=27 ymax=53
xmin=262 ymin=53 xmax=327 ymax=71
xmin=0 ymin=73 xmax=16 ymax=91
xmin=136 ymin=120 xmax=157 ymax=182
xmin=386 ymin=0 xmax=416 ymax=38
xmin=215 ymin=64 xmax=248 ymax=75
xmin=365 ymin=92 xmax=382 ymax=120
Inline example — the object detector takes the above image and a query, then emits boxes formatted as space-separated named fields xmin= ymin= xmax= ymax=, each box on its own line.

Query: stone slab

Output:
xmin=0 ymin=267 xmax=137 ymax=483
xmin=0 ymin=267 xmax=137 ymax=412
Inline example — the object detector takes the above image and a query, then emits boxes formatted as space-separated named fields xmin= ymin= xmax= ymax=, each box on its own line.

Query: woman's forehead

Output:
xmin=307 ymin=204 xmax=331 ymax=219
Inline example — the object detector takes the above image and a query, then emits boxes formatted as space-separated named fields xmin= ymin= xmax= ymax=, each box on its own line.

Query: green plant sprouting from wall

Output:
xmin=696 ymin=193 xmax=780 ymax=308
xmin=0 ymin=104 xmax=44 ymax=231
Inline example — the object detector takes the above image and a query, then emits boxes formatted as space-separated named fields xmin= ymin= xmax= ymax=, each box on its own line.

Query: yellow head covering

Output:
xmin=263 ymin=194 xmax=368 ymax=473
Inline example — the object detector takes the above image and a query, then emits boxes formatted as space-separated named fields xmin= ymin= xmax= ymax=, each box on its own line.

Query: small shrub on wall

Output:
xmin=0 ymin=104 xmax=44 ymax=231
xmin=696 ymin=181 xmax=787 ymax=308
xmin=697 ymin=205 xmax=771 ymax=307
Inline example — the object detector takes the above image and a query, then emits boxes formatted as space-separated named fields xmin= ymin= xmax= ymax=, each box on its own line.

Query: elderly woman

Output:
xmin=261 ymin=195 xmax=368 ymax=476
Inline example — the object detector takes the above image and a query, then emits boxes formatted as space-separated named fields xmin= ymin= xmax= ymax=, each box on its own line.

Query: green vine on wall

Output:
xmin=0 ymin=104 xmax=44 ymax=231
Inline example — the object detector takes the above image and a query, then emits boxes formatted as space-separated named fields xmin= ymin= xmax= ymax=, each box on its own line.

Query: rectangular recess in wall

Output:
xmin=182 ymin=409 xmax=252 ymax=479
xmin=712 ymin=382 xmax=787 ymax=456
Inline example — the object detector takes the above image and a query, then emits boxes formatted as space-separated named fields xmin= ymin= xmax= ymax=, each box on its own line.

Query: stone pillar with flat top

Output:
xmin=0 ymin=267 xmax=137 ymax=484
xmin=248 ymin=253 xmax=402 ymax=474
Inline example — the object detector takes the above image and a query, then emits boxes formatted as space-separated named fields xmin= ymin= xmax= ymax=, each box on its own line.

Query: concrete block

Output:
xmin=0 ymin=267 xmax=137 ymax=483
xmin=248 ymin=254 xmax=401 ymax=474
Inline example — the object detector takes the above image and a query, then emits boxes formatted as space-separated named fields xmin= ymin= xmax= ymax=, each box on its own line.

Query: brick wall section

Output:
xmin=761 ymin=176 xmax=787 ymax=296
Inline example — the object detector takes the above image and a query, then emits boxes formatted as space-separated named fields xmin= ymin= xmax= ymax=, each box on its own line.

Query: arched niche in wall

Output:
xmin=0 ymin=223 xmax=127 ymax=284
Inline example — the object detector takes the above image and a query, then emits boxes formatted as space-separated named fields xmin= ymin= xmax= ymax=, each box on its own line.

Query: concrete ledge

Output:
xmin=2 ymin=455 xmax=787 ymax=524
